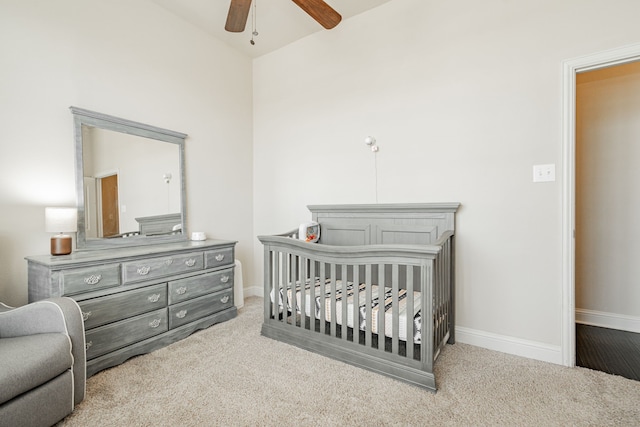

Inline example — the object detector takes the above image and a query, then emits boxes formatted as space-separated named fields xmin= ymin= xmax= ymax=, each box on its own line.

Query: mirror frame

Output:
xmin=71 ymin=106 xmax=188 ymax=250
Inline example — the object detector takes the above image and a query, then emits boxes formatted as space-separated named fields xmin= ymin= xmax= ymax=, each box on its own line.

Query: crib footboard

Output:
xmin=258 ymin=232 xmax=455 ymax=392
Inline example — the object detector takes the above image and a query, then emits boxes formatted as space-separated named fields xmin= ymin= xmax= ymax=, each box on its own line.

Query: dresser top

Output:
xmin=25 ymin=239 xmax=236 ymax=268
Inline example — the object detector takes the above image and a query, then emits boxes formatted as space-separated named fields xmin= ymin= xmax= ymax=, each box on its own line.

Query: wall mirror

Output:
xmin=71 ymin=107 xmax=187 ymax=250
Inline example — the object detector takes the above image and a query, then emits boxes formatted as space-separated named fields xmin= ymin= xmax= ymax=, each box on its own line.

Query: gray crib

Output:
xmin=258 ymin=203 xmax=459 ymax=392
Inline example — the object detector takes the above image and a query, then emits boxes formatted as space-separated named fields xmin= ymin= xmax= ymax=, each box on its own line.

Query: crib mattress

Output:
xmin=271 ymin=278 xmax=422 ymax=344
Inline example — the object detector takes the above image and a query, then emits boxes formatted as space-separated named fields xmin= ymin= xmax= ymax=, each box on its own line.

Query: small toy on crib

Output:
xmin=298 ymin=222 xmax=320 ymax=243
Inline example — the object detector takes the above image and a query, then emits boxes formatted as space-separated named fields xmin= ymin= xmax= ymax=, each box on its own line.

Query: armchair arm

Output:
xmin=0 ymin=297 xmax=86 ymax=405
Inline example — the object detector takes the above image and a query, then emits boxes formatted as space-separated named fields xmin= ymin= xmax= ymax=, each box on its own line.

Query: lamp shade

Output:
xmin=45 ymin=207 xmax=78 ymax=233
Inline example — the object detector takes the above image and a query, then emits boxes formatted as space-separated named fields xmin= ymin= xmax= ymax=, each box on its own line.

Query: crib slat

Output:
xmin=298 ymin=256 xmax=307 ymax=329
xmin=274 ymin=251 xmax=281 ymax=323
xmin=421 ymin=262 xmax=434 ymax=373
xmin=378 ymin=263 xmax=385 ymax=351
xmin=447 ymin=238 xmax=452 ymax=341
xmin=365 ymin=264 xmax=372 ymax=348
xmin=438 ymin=249 xmax=443 ymax=345
xmin=353 ymin=266 xmax=360 ymax=345
xmin=450 ymin=235 xmax=456 ymax=344
xmin=282 ymin=253 xmax=291 ymax=325
xmin=438 ymin=240 xmax=447 ymax=347
xmin=392 ymin=264 xmax=399 ymax=355
xmin=265 ymin=249 xmax=273 ymax=321
xmin=341 ymin=264 xmax=348 ymax=341
xmin=406 ymin=266 xmax=414 ymax=360
xmin=293 ymin=254 xmax=299 ymax=327
xmin=438 ymin=244 xmax=449 ymax=345
xmin=434 ymin=251 xmax=440 ymax=346
xmin=442 ymin=242 xmax=448 ymax=344
xmin=300 ymin=256 xmax=306 ymax=330
xmin=444 ymin=239 xmax=451 ymax=344
xmin=319 ymin=263 xmax=326 ymax=334
xmin=309 ymin=260 xmax=316 ymax=332
xmin=330 ymin=263 xmax=337 ymax=337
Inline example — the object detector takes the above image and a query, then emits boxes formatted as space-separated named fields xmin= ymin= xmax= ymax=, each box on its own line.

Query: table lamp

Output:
xmin=45 ymin=207 xmax=77 ymax=255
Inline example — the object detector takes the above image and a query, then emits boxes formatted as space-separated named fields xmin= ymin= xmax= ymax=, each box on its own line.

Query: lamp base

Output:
xmin=51 ymin=234 xmax=72 ymax=256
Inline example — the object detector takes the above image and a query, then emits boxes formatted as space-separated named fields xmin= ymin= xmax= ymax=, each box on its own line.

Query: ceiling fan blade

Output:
xmin=225 ymin=0 xmax=252 ymax=32
xmin=291 ymin=0 xmax=342 ymax=29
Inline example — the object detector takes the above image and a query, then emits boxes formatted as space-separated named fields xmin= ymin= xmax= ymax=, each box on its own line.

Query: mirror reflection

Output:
xmin=82 ymin=126 xmax=181 ymax=238
xmin=71 ymin=107 xmax=187 ymax=250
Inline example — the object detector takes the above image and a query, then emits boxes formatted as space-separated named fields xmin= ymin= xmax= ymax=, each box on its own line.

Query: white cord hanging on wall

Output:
xmin=364 ymin=136 xmax=379 ymax=203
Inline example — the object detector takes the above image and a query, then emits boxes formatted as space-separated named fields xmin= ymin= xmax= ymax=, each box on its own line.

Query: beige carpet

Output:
xmin=60 ymin=297 xmax=640 ymax=426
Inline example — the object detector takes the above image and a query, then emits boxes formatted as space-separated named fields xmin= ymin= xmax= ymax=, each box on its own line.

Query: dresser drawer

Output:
xmin=169 ymin=288 xmax=233 ymax=329
xmin=79 ymin=284 xmax=167 ymax=329
xmin=205 ymin=247 xmax=234 ymax=269
xmin=168 ymin=268 xmax=233 ymax=305
xmin=122 ymin=252 xmax=204 ymax=283
xmin=61 ymin=263 xmax=120 ymax=295
xmin=85 ymin=308 xmax=168 ymax=359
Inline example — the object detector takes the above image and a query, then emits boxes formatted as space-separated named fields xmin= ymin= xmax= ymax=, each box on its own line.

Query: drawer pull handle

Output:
xmin=85 ymin=341 xmax=93 ymax=351
xmin=176 ymin=310 xmax=187 ymax=319
xmin=148 ymin=294 xmax=161 ymax=303
xmin=221 ymin=275 xmax=230 ymax=283
xmin=176 ymin=287 xmax=187 ymax=295
xmin=84 ymin=274 xmax=102 ymax=285
xmin=164 ymin=259 xmax=173 ymax=266
xmin=149 ymin=319 xmax=161 ymax=328
xmin=221 ymin=295 xmax=230 ymax=304
xmin=137 ymin=266 xmax=151 ymax=276
xmin=215 ymin=254 xmax=225 ymax=262
xmin=185 ymin=258 xmax=197 ymax=267
xmin=82 ymin=311 xmax=92 ymax=321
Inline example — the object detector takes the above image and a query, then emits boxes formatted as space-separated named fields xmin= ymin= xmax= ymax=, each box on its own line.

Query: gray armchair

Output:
xmin=0 ymin=297 xmax=86 ymax=427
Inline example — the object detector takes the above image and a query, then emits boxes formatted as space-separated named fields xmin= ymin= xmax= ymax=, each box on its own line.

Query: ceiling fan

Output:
xmin=225 ymin=0 xmax=342 ymax=33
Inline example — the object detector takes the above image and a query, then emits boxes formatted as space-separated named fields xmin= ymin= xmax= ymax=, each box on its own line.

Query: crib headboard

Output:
xmin=307 ymin=203 xmax=460 ymax=246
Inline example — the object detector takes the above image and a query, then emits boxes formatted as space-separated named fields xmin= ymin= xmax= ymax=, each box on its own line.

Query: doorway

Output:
xmin=99 ymin=173 xmax=120 ymax=237
xmin=562 ymin=43 xmax=640 ymax=368
xmin=574 ymin=61 xmax=640 ymax=380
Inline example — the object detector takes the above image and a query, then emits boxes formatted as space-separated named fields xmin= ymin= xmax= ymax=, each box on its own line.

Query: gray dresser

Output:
xmin=26 ymin=240 xmax=237 ymax=376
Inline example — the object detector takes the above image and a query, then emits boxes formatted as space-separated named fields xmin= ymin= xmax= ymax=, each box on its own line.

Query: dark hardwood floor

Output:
xmin=576 ymin=324 xmax=640 ymax=381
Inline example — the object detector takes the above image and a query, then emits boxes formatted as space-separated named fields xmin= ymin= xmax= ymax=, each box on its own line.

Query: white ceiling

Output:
xmin=151 ymin=0 xmax=391 ymax=58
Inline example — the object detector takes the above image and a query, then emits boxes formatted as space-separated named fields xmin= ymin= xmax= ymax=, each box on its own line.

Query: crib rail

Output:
xmin=258 ymin=231 xmax=455 ymax=391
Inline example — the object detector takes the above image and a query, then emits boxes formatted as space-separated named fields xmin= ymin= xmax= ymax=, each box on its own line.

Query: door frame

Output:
xmin=562 ymin=43 xmax=640 ymax=367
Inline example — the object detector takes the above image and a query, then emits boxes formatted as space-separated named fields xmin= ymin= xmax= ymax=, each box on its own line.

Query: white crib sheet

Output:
xmin=271 ymin=278 xmax=422 ymax=344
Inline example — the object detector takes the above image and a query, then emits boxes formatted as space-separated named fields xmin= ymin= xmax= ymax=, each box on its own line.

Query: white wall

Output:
xmin=0 ymin=0 xmax=254 ymax=306
xmin=576 ymin=61 xmax=640 ymax=330
xmin=3 ymin=0 xmax=640 ymax=365
xmin=253 ymin=0 xmax=640 ymax=361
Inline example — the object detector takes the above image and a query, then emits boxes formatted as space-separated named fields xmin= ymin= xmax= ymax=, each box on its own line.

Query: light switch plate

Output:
xmin=533 ymin=164 xmax=556 ymax=182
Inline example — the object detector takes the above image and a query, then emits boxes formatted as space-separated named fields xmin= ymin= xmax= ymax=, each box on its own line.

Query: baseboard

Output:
xmin=575 ymin=308 xmax=640 ymax=333
xmin=244 ymin=285 xmax=265 ymax=299
xmin=455 ymin=326 xmax=563 ymax=365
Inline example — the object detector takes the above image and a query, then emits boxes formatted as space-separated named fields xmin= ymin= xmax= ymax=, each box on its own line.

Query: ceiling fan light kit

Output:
xmin=225 ymin=0 xmax=342 ymax=36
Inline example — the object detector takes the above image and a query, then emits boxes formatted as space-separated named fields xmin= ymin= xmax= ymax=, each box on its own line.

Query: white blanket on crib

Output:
xmin=271 ymin=278 xmax=422 ymax=344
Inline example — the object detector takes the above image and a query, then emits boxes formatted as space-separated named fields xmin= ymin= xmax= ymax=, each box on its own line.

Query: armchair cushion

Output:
xmin=0 ymin=333 xmax=73 ymax=405
xmin=0 ymin=297 xmax=86 ymax=426
xmin=0 ymin=299 xmax=73 ymax=337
